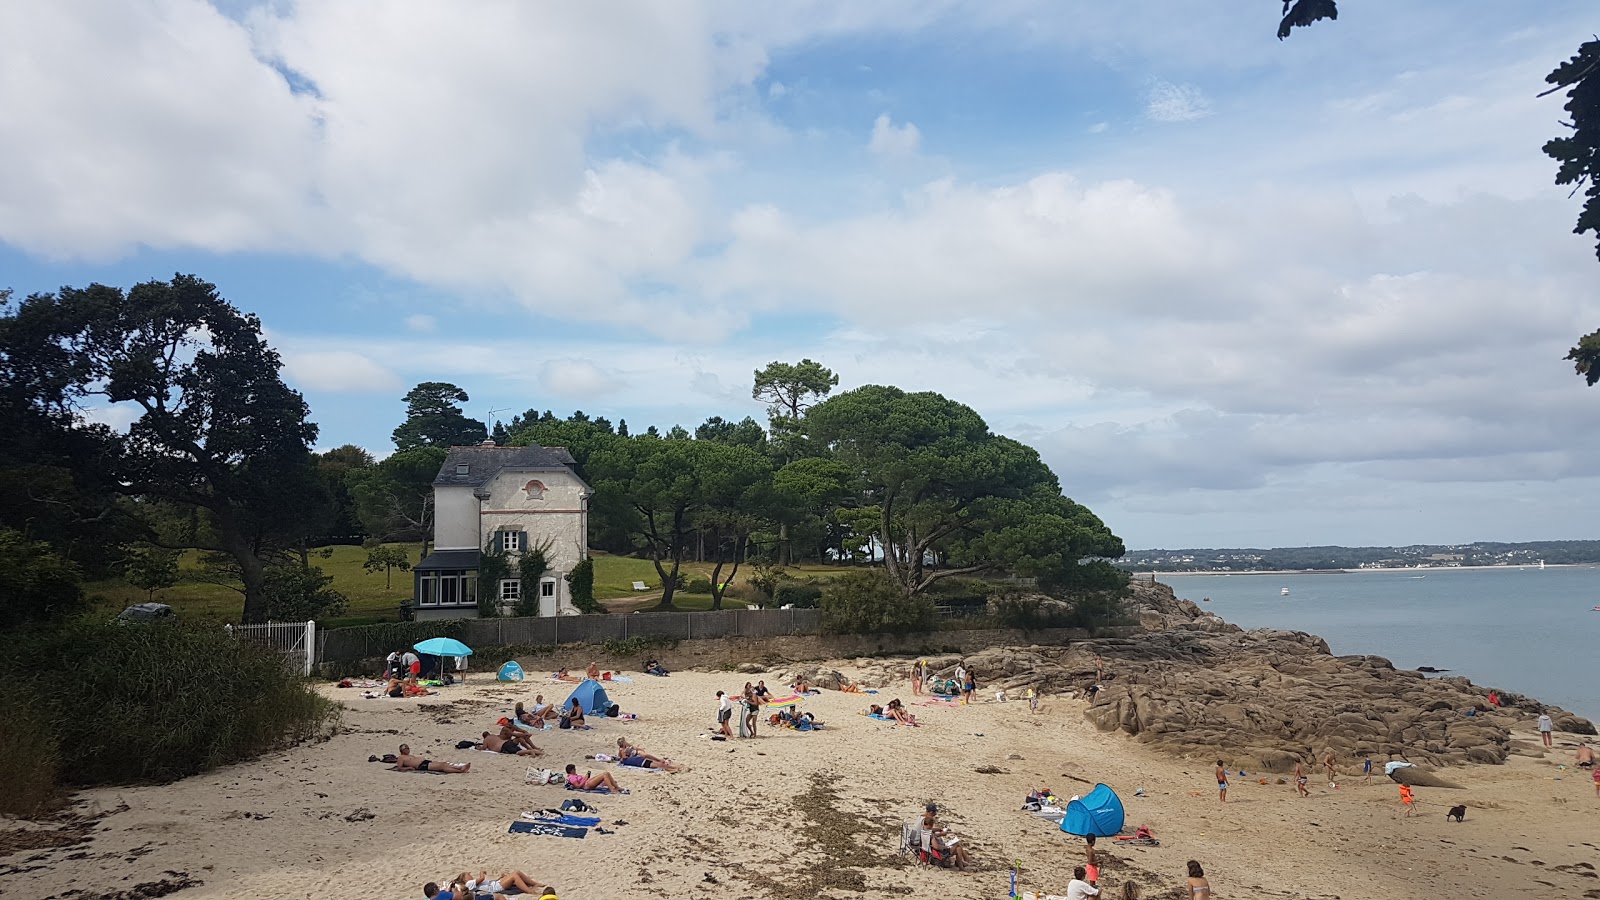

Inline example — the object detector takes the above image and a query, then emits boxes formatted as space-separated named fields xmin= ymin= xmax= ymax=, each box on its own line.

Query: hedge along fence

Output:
xmin=317 ymin=607 xmax=824 ymax=668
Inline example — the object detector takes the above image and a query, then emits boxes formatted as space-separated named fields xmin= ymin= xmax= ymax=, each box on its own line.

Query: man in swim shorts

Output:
xmin=478 ymin=732 xmax=541 ymax=756
xmin=1576 ymin=743 xmax=1593 ymax=768
xmin=1214 ymin=759 xmax=1228 ymax=803
xmin=1294 ymin=760 xmax=1310 ymax=797
xmin=397 ymin=744 xmax=470 ymax=773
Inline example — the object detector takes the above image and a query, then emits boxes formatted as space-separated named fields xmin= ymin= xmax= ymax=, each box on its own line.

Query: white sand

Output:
xmin=7 ymin=666 xmax=1599 ymax=900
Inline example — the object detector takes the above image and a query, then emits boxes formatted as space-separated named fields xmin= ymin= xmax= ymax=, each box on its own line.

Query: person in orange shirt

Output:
xmin=1398 ymin=784 xmax=1416 ymax=818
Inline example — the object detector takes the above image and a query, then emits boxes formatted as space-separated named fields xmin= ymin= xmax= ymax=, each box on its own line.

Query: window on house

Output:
xmin=500 ymin=579 xmax=521 ymax=602
xmin=418 ymin=573 xmax=437 ymax=606
xmin=524 ymin=480 xmax=545 ymax=499
xmin=540 ymin=579 xmax=557 ymax=598
xmin=418 ymin=571 xmax=477 ymax=607
xmin=455 ymin=463 xmax=470 ymax=475
xmin=501 ymin=531 xmax=523 ymax=553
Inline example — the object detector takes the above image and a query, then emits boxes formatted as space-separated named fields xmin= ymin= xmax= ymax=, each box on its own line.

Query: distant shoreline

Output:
xmin=1144 ymin=563 xmax=1589 ymax=577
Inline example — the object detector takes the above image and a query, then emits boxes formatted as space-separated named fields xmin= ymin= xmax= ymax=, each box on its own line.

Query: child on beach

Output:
xmin=1363 ymin=756 xmax=1373 ymax=784
xmin=1215 ymin=760 xmax=1228 ymax=803
xmin=1398 ymin=783 xmax=1416 ymax=817
xmin=1294 ymin=761 xmax=1310 ymax=797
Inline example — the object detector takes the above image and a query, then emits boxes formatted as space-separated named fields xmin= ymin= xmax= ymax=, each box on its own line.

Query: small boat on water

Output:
xmin=1202 ymin=597 xmax=1212 ymax=602
xmin=1280 ymin=587 xmax=1290 ymax=596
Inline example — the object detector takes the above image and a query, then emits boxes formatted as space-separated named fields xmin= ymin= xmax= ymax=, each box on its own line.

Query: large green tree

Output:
xmin=589 ymin=435 xmax=773 ymax=610
xmin=347 ymin=446 xmax=447 ymax=545
xmin=0 ymin=276 xmax=324 ymax=623
xmin=805 ymin=385 xmax=1123 ymax=595
xmin=391 ymin=382 xmax=487 ymax=450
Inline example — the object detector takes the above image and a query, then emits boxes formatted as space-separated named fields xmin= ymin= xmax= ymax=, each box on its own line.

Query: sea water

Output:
xmin=1162 ymin=566 xmax=1600 ymax=720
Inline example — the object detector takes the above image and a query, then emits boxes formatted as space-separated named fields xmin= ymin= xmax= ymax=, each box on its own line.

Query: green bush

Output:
xmin=0 ymin=528 xmax=87 ymax=630
xmin=15 ymin=622 xmax=339 ymax=791
xmin=991 ymin=590 xmax=1131 ymax=631
xmin=600 ymin=635 xmax=680 ymax=657
xmin=683 ymin=577 xmax=713 ymax=594
xmin=820 ymin=570 xmax=935 ymax=635
xmin=263 ymin=564 xmax=349 ymax=621
xmin=773 ymin=581 xmax=823 ymax=608
xmin=0 ymin=685 xmax=60 ymax=816
xmin=566 ymin=558 xmax=601 ymax=613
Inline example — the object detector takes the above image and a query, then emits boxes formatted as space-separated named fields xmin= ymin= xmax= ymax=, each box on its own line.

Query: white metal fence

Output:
xmin=224 ymin=620 xmax=317 ymax=676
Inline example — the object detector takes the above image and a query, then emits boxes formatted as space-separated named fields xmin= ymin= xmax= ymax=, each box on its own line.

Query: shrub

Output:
xmin=683 ymin=577 xmax=713 ymax=594
xmin=991 ymin=590 xmax=1131 ymax=631
xmin=15 ymin=622 xmax=340 ymax=791
xmin=0 ymin=685 xmax=60 ymax=816
xmin=820 ymin=570 xmax=935 ymax=635
xmin=773 ymin=581 xmax=823 ymax=608
xmin=0 ymin=528 xmax=86 ymax=630
xmin=566 ymin=558 xmax=601 ymax=613
xmin=746 ymin=566 xmax=785 ymax=602
xmin=600 ymin=635 xmax=680 ymax=657
xmin=262 ymin=564 xmax=349 ymax=621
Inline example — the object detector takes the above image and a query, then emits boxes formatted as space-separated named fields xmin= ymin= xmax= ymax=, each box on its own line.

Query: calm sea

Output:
xmin=1161 ymin=567 xmax=1600 ymax=720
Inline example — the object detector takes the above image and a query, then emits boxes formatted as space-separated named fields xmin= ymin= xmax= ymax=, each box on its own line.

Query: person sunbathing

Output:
xmin=498 ymin=724 xmax=544 ymax=755
xmin=886 ymin=698 xmax=920 ymax=726
xmin=436 ymin=871 xmax=548 ymax=899
xmin=383 ymin=677 xmax=433 ymax=698
xmin=586 ymin=662 xmax=601 ymax=680
xmin=1577 ymin=744 xmax=1594 ymax=768
xmin=565 ymin=763 xmax=625 ymax=792
xmin=792 ymin=677 xmax=811 ymax=694
xmin=396 ymin=744 xmax=469 ymax=773
xmin=616 ymin=738 xmax=679 ymax=771
xmin=530 ymin=694 xmax=561 ymax=721
xmin=478 ymin=731 xmax=541 ymax=756
xmin=554 ymin=667 xmax=581 ymax=682
xmin=513 ymin=702 xmax=544 ymax=728
xmin=561 ymin=699 xmax=590 ymax=729
xmin=868 ymin=704 xmax=885 ymax=716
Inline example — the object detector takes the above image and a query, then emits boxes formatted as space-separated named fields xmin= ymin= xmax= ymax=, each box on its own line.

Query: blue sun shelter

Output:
xmin=497 ymin=661 xmax=525 ymax=682
xmin=1060 ymin=784 xmax=1125 ymax=837
xmin=563 ymin=678 xmax=615 ymax=716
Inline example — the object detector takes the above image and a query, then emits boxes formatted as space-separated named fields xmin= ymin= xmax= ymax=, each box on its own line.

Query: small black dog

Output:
xmin=1445 ymin=804 xmax=1467 ymax=822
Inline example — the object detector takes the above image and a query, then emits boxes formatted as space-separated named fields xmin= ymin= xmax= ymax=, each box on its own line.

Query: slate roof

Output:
xmin=414 ymin=549 xmax=483 ymax=571
xmin=432 ymin=443 xmax=579 ymax=487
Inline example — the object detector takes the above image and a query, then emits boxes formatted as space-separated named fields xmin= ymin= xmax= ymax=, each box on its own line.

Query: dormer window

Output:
xmin=523 ymin=480 xmax=546 ymax=500
xmin=456 ymin=464 xmax=470 ymax=475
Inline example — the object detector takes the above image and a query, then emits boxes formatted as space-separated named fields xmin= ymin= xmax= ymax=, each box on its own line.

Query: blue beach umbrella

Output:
xmin=414 ymin=637 xmax=474 ymax=681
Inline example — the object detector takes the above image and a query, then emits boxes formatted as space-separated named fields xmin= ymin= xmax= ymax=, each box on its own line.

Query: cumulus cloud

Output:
xmin=1145 ymin=80 xmax=1212 ymax=122
xmin=405 ymin=314 xmax=437 ymax=333
xmin=539 ymin=359 xmax=624 ymax=399
xmin=868 ymin=113 xmax=921 ymax=157
xmin=282 ymin=350 xmax=401 ymax=392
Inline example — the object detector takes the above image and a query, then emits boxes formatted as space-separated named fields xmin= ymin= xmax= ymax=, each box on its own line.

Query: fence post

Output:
xmin=304 ymin=620 xmax=316 ymax=677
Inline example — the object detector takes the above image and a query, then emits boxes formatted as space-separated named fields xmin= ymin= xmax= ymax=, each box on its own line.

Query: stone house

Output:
xmin=411 ymin=441 xmax=590 ymax=620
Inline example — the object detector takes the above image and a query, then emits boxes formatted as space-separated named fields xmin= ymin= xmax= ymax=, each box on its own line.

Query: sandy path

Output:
xmin=4 ymin=667 xmax=1598 ymax=900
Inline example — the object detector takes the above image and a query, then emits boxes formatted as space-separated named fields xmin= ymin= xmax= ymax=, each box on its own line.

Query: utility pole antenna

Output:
xmin=486 ymin=405 xmax=509 ymax=427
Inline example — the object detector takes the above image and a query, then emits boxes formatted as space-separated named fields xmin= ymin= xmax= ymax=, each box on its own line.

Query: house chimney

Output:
xmin=480 ymin=439 xmax=496 ymax=447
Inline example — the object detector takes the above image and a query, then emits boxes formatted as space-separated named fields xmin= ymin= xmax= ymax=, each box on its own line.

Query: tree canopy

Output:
xmin=391 ymin=382 xmax=487 ymax=450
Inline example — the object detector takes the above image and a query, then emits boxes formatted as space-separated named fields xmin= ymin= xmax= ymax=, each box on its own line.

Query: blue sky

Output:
xmin=3 ymin=1 xmax=1599 ymax=549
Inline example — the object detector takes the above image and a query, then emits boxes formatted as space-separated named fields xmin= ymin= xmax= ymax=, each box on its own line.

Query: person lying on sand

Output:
xmin=396 ymin=744 xmax=469 ymax=774
xmin=382 ymin=677 xmax=433 ymax=698
xmin=457 ymin=871 xmax=547 ymax=897
xmin=616 ymin=738 xmax=681 ymax=771
xmin=1576 ymin=743 xmax=1594 ymax=768
xmin=565 ymin=763 xmax=625 ymax=792
xmin=868 ymin=704 xmax=884 ymax=716
xmin=554 ymin=667 xmax=581 ymax=683
xmin=425 ymin=881 xmax=498 ymax=900
xmin=478 ymin=732 xmax=542 ymax=757
xmin=886 ymin=698 xmax=920 ymax=726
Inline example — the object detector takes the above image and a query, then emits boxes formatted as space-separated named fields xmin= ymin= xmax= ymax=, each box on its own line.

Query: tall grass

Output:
xmin=0 ymin=686 xmax=61 ymax=816
xmin=10 ymin=622 xmax=339 ymax=799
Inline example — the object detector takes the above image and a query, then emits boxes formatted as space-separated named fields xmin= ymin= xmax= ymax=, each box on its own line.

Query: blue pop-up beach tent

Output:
xmin=1059 ymin=784 xmax=1125 ymax=837
xmin=563 ymin=678 xmax=614 ymax=715
xmin=497 ymin=661 xmax=525 ymax=681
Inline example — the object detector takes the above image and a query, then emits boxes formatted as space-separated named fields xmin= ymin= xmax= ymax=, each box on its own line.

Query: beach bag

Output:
xmin=561 ymin=798 xmax=590 ymax=812
xmin=606 ymin=703 xmax=620 ymax=718
xmin=558 ymin=714 xmax=573 ymax=729
xmin=526 ymin=768 xmax=562 ymax=785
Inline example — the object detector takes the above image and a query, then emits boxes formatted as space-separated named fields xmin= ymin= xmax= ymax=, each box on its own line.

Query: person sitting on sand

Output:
xmin=497 ymin=724 xmax=543 ymax=755
xmin=555 ymin=667 xmax=580 ymax=682
xmin=1066 ymin=865 xmax=1099 ymax=899
xmin=561 ymin=699 xmax=589 ymax=730
xmin=513 ymin=702 xmax=547 ymax=729
xmin=792 ymin=676 xmax=811 ymax=694
xmin=586 ymin=661 xmax=601 ymax=680
xmin=530 ymin=694 xmax=561 ymax=721
xmin=885 ymin=698 xmax=920 ymax=726
xmin=644 ymin=658 xmax=668 ymax=676
xmin=920 ymin=803 xmax=970 ymax=868
xmin=564 ymin=763 xmax=625 ymax=792
xmin=1576 ymin=743 xmax=1593 ymax=768
xmin=754 ymin=680 xmax=770 ymax=698
xmin=616 ymin=737 xmax=680 ymax=771
xmin=478 ymin=731 xmax=541 ymax=757
xmin=1185 ymin=861 xmax=1210 ymax=899
xmin=396 ymin=744 xmax=470 ymax=774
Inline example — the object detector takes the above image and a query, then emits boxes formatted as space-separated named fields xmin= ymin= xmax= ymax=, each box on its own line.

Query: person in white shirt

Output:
xmin=1538 ymin=712 xmax=1555 ymax=748
xmin=1065 ymin=866 xmax=1100 ymax=900
xmin=716 ymin=691 xmax=734 ymax=737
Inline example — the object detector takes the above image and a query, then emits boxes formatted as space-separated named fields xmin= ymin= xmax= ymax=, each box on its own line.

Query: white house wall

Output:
xmin=481 ymin=469 xmax=588 ymax=613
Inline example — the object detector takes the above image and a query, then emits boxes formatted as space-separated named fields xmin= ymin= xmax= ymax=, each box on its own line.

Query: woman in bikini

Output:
xmin=1186 ymin=860 xmax=1211 ymax=899
xmin=885 ymin=698 xmax=920 ymax=726
xmin=616 ymin=738 xmax=679 ymax=771
xmin=564 ymin=763 xmax=625 ymax=792
xmin=562 ymin=698 xmax=589 ymax=729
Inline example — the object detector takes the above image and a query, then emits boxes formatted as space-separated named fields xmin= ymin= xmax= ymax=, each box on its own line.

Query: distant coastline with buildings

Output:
xmin=1117 ymin=540 xmax=1600 ymax=573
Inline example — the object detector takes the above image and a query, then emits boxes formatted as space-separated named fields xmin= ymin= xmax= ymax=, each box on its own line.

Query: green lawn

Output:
xmin=85 ymin=546 xmax=852 ymax=624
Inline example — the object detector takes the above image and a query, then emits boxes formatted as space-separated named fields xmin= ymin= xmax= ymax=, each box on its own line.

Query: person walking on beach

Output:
xmin=911 ymin=660 xmax=923 ymax=696
xmin=1323 ymin=749 xmax=1337 ymax=785
xmin=1294 ymin=760 xmax=1310 ymax=797
xmin=1214 ymin=760 xmax=1228 ymax=803
xmin=962 ymin=669 xmax=977 ymax=705
xmin=1362 ymin=755 xmax=1373 ymax=785
xmin=1397 ymin=783 xmax=1416 ymax=818
xmin=954 ymin=662 xmax=967 ymax=698
xmin=1538 ymin=712 xmax=1555 ymax=748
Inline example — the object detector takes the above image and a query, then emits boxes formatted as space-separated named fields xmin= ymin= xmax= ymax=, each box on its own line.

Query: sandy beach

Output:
xmin=5 ymin=663 xmax=1598 ymax=900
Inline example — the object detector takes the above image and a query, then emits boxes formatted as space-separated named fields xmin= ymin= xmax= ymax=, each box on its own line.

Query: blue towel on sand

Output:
xmin=509 ymin=821 xmax=586 ymax=838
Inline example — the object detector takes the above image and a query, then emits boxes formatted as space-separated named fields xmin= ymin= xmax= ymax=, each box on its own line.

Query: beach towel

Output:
xmin=765 ymin=693 xmax=803 ymax=707
xmin=867 ymin=713 xmax=895 ymax=722
xmin=566 ymin=785 xmax=630 ymax=794
xmin=386 ymin=766 xmax=445 ymax=775
xmin=508 ymin=821 xmax=587 ymax=838
xmin=522 ymin=813 xmax=600 ymax=827
xmin=918 ymin=699 xmax=960 ymax=708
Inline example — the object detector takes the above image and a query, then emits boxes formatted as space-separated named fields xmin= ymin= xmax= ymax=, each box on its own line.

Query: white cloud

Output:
xmin=1145 ymin=80 xmax=1212 ymax=122
xmin=404 ymin=314 xmax=437 ymax=333
xmin=868 ymin=113 xmax=921 ymax=158
xmin=538 ymin=359 xmax=624 ymax=399
xmin=282 ymin=350 xmax=401 ymax=392
xmin=1088 ymin=122 xmax=1109 ymax=133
